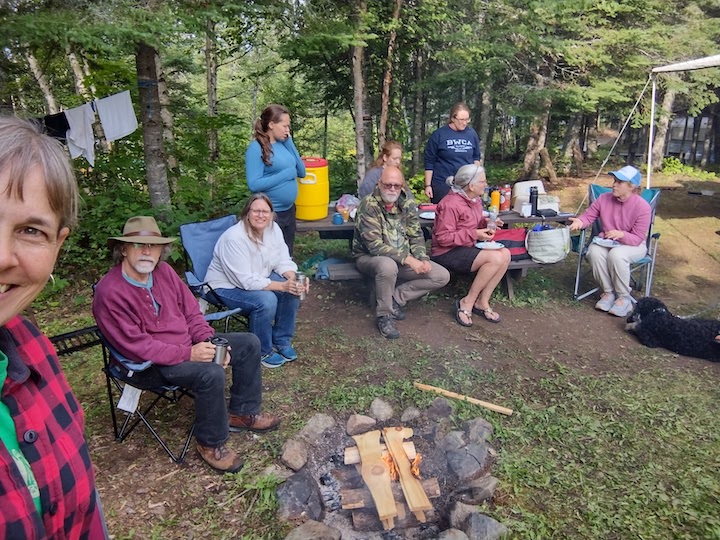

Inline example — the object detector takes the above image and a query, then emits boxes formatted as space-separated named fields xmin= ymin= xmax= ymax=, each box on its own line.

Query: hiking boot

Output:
xmin=377 ymin=315 xmax=400 ymax=339
xmin=608 ymin=296 xmax=634 ymax=317
xmin=229 ymin=412 xmax=281 ymax=433
xmin=197 ymin=443 xmax=244 ymax=473
xmin=594 ymin=292 xmax=616 ymax=312
xmin=391 ymin=298 xmax=406 ymax=320
xmin=261 ymin=352 xmax=286 ymax=368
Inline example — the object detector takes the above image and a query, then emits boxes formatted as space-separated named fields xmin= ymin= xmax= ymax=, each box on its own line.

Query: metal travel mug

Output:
xmin=296 ymin=273 xmax=307 ymax=301
xmin=211 ymin=336 xmax=229 ymax=365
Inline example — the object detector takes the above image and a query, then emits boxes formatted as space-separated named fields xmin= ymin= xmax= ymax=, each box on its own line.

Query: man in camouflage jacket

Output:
xmin=353 ymin=166 xmax=450 ymax=339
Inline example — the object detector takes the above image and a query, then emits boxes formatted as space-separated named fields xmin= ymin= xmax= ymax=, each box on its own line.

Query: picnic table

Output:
xmin=296 ymin=210 xmax=574 ymax=299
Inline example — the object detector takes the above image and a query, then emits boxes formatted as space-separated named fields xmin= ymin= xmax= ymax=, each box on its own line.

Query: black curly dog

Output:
xmin=625 ymin=297 xmax=720 ymax=361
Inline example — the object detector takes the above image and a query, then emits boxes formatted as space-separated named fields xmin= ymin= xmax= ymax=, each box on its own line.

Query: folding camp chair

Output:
xmin=179 ymin=214 xmax=245 ymax=331
xmin=573 ymin=184 xmax=661 ymax=301
xmin=99 ymin=331 xmax=195 ymax=463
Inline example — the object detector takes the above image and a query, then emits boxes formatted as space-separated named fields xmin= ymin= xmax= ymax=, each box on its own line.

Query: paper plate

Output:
xmin=419 ymin=211 xmax=436 ymax=220
xmin=475 ymin=241 xmax=505 ymax=250
xmin=592 ymin=237 xmax=621 ymax=248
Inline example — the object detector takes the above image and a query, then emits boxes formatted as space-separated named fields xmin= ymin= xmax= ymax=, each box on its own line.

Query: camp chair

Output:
xmin=179 ymin=214 xmax=245 ymax=331
xmin=99 ymin=331 xmax=195 ymax=463
xmin=573 ymin=184 xmax=661 ymax=301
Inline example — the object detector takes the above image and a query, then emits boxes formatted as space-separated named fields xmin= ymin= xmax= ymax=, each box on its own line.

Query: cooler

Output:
xmin=296 ymin=157 xmax=329 ymax=221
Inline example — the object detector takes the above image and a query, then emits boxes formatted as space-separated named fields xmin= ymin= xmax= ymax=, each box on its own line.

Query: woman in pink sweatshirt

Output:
xmin=568 ymin=166 xmax=651 ymax=317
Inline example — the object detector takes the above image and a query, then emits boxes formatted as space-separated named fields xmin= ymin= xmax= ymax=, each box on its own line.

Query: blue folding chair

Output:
xmin=179 ymin=215 xmax=245 ymax=331
xmin=573 ymin=184 xmax=661 ymax=301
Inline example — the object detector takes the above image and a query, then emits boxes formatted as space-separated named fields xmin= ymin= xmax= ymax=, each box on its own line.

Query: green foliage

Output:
xmin=661 ymin=157 xmax=718 ymax=180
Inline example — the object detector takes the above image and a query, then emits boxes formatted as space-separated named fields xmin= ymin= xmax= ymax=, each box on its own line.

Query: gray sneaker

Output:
xmin=377 ymin=315 xmax=400 ymax=339
xmin=595 ymin=293 xmax=616 ymax=312
xmin=608 ymin=296 xmax=634 ymax=317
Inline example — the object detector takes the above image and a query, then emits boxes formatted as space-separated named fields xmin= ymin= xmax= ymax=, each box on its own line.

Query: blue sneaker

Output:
xmin=277 ymin=345 xmax=297 ymax=361
xmin=260 ymin=352 xmax=286 ymax=369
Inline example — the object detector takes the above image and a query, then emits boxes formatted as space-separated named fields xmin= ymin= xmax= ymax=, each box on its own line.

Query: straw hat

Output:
xmin=108 ymin=216 xmax=177 ymax=245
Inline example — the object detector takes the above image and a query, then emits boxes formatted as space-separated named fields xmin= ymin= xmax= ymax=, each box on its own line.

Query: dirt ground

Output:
xmin=57 ymin=172 xmax=720 ymax=538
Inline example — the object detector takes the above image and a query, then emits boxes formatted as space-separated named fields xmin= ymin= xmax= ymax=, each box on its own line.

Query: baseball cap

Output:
xmin=609 ymin=166 xmax=642 ymax=187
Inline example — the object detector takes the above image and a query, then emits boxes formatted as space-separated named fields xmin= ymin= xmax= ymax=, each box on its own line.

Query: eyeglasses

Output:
xmin=250 ymin=209 xmax=272 ymax=215
xmin=453 ymin=116 xmax=471 ymax=123
xmin=130 ymin=243 xmax=162 ymax=250
xmin=380 ymin=183 xmax=403 ymax=191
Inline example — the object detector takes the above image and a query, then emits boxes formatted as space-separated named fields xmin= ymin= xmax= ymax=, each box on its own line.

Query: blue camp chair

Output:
xmin=573 ymin=184 xmax=661 ymax=301
xmin=179 ymin=214 xmax=245 ymax=331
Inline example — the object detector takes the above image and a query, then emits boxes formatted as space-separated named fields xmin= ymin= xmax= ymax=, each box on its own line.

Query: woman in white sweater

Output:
xmin=206 ymin=193 xmax=309 ymax=368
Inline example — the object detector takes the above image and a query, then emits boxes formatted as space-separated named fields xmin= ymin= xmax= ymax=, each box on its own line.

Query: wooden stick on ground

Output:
xmin=413 ymin=382 xmax=513 ymax=416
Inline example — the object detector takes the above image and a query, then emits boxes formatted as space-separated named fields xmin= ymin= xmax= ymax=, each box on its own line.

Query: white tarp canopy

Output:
xmin=646 ymin=54 xmax=720 ymax=187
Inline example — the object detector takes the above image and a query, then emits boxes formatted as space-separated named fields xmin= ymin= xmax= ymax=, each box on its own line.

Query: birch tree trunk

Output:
xmin=352 ymin=0 xmax=368 ymax=187
xmin=651 ymin=88 xmax=676 ymax=171
xmin=26 ymin=52 xmax=57 ymax=114
xmin=378 ymin=0 xmax=402 ymax=149
xmin=411 ymin=50 xmax=424 ymax=176
xmin=205 ymin=17 xmax=218 ymax=190
xmin=66 ymin=45 xmax=92 ymax=101
xmin=136 ymin=42 xmax=171 ymax=209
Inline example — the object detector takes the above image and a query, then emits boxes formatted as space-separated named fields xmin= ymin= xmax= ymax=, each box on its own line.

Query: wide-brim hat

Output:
xmin=609 ymin=165 xmax=642 ymax=187
xmin=108 ymin=216 xmax=177 ymax=245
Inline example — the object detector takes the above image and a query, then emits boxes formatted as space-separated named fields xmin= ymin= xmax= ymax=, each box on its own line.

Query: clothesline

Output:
xmin=38 ymin=90 xmax=138 ymax=166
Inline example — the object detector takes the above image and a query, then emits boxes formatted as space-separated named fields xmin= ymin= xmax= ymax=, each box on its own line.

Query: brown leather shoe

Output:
xmin=196 ymin=443 xmax=244 ymax=473
xmin=229 ymin=412 xmax=280 ymax=433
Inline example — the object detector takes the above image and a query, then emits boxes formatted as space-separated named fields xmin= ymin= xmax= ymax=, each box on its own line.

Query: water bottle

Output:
xmin=529 ymin=186 xmax=539 ymax=216
xmin=296 ymin=273 xmax=307 ymax=301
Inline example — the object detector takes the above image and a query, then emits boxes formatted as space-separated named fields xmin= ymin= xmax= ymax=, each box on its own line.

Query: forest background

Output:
xmin=1 ymin=0 xmax=719 ymax=278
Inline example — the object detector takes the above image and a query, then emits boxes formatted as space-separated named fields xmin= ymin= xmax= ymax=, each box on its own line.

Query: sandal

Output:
xmin=472 ymin=306 xmax=501 ymax=323
xmin=454 ymin=299 xmax=473 ymax=327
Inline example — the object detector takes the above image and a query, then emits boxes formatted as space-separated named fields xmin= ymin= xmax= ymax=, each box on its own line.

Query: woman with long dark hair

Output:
xmin=245 ymin=105 xmax=305 ymax=254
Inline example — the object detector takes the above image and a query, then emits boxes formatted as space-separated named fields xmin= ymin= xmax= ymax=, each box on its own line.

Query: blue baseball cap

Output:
xmin=609 ymin=166 xmax=642 ymax=187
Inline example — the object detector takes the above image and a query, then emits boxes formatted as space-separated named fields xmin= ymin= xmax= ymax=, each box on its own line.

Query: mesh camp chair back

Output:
xmin=573 ymin=184 xmax=661 ymax=301
xmin=179 ymin=214 xmax=244 ymax=329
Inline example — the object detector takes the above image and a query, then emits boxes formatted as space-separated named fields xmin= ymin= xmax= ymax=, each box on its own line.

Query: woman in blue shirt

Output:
xmin=423 ymin=102 xmax=482 ymax=203
xmin=245 ymin=104 xmax=306 ymax=254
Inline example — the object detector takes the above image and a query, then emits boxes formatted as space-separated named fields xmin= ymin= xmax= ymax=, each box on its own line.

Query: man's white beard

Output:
xmin=132 ymin=259 xmax=157 ymax=275
xmin=381 ymin=191 xmax=399 ymax=204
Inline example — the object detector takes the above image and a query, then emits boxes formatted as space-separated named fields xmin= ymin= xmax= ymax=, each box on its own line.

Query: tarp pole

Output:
xmin=646 ymin=74 xmax=657 ymax=189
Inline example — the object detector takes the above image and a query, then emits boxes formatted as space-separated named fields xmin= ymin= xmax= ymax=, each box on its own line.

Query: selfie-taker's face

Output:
xmin=0 ymin=167 xmax=68 ymax=326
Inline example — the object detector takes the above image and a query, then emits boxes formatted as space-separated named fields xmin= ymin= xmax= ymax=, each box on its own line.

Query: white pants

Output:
xmin=586 ymin=243 xmax=647 ymax=297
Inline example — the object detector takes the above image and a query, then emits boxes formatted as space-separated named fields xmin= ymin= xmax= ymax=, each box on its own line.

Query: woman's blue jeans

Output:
xmin=214 ymin=273 xmax=300 ymax=357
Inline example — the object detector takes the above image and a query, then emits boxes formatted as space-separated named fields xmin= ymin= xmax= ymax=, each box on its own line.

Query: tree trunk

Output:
xmin=26 ymin=52 xmax=57 ymax=114
xmin=560 ymin=115 xmax=583 ymax=176
xmin=700 ymin=105 xmax=716 ymax=169
xmin=136 ymin=42 xmax=171 ymax=210
xmin=378 ymin=0 xmax=402 ymax=149
xmin=155 ymin=51 xmax=177 ymax=184
xmin=585 ymin=111 xmax=599 ymax=157
xmin=205 ymin=17 xmax=219 ymax=191
xmin=690 ymin=116 xmax=702 ymax=166
xmin=521 ymin=105 xmax=550 ymax=180
xmin=651 ymin=88 xmax=676 ymax=171
xmin=352 ymin=0 xmax=368 ymax=187
xmin=66 ymin=45 xmax=93 ymax=101
xmin=479 ymin=89 xmax=491 ymax=164
xmin=411 ymin=49 xmax=424 ymax=176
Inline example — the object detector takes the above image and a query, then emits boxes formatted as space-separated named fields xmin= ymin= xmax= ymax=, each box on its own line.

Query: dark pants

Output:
xmin=129 ymin=332 xmax=262 ymax=448
xmin=275 ymin=204 xmax=297 ymax=256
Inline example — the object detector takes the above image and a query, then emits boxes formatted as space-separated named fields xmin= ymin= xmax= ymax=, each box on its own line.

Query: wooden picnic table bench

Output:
xmin=297 ymin=210 xmax=573 ymax=300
